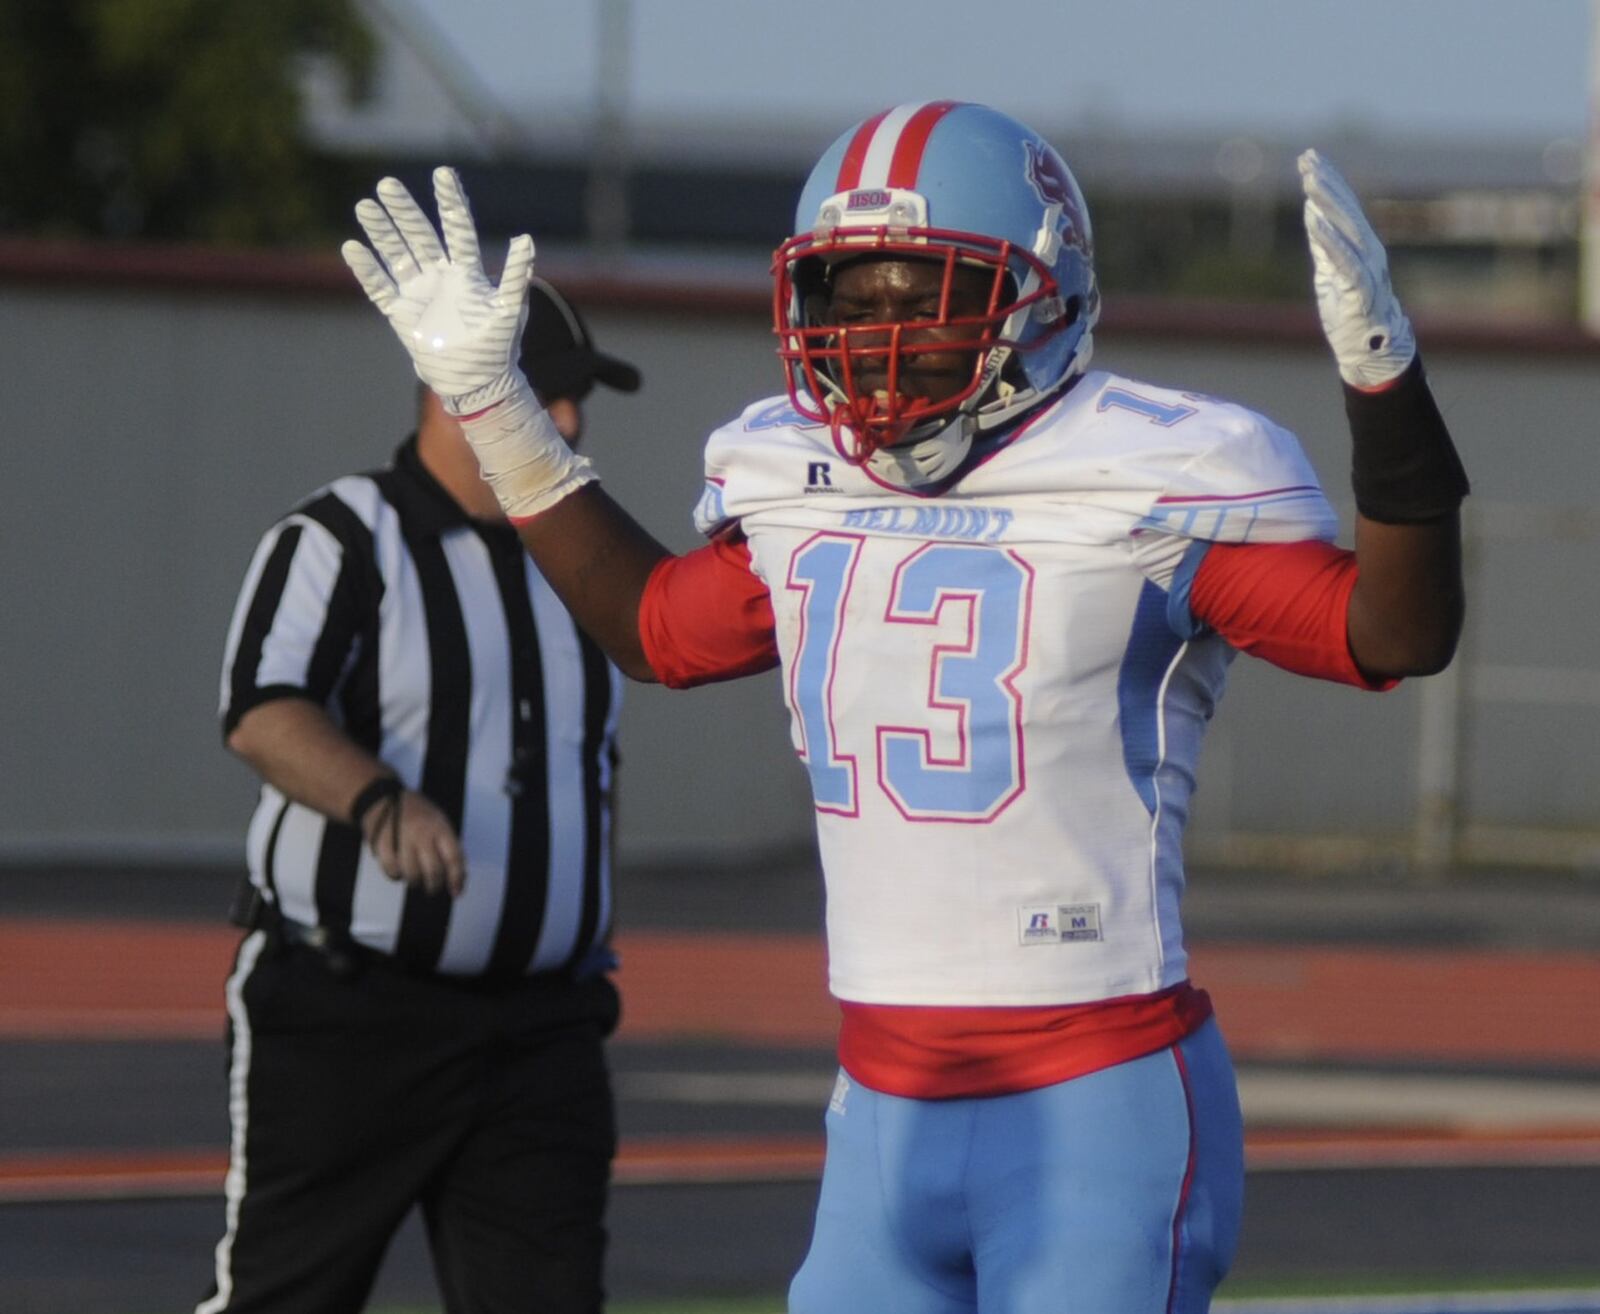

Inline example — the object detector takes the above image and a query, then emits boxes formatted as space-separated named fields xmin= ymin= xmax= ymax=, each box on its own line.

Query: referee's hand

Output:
xmin=361 ymin=789 xmax=467 ymax=898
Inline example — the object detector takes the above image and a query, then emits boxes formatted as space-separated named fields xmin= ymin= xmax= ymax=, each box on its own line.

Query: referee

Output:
xmin=202 ymin=279 xmax=641 ymax=1314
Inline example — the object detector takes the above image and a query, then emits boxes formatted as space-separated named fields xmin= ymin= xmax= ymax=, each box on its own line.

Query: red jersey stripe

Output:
xmin=1154 ymin=484 xmax=1320 ymax=505
xmin=837 ymin=982 xmax=1214 ymax=1099
xmin=1165 ymin=1044 xmax=1199 ymax=1314
xmin=835 ymin=108 xmax=893 ymax=190
xmin=886 ymin=100 xmax=963 ymax=188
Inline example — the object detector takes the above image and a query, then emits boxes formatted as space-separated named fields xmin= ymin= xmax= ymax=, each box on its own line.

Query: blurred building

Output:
xmin=299 ymin=9 xmax=1587 ymax=323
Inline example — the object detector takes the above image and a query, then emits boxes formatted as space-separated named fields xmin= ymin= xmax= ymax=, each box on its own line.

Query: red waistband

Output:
xmin=837 ymin=981 xmax=1214 ymax=1099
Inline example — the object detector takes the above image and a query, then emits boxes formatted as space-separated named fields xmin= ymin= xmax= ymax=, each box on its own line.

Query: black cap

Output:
xmin=520 ymin=277 xmax=641 ymax=403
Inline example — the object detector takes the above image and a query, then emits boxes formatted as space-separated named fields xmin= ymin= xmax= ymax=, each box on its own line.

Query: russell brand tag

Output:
xmin=1017 ymin=903 xmax=1103 ymax=945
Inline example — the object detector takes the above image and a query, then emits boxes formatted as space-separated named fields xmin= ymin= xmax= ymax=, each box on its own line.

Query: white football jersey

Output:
xmin=695 ymin=373 xmax=1338 ymax=1006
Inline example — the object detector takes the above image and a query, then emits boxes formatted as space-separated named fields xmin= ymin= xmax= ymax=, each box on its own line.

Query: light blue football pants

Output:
xmin=789 ymin=1017 xmax=1244 ymax=1314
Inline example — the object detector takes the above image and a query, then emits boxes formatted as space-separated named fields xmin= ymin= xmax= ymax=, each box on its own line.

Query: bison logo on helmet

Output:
xmin=1023 ymin=140 xmax=1087 ymax=245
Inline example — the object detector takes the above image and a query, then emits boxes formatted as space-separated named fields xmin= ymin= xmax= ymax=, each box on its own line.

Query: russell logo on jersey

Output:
xmin=805 ymin=461 xmax=843 ymax=494
xmin=1018 ymin=903 xmax=1103 ymax=945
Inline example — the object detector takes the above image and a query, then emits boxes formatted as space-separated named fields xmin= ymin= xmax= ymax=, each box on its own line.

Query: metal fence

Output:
xmin=2 ymin=239 xmax=1598 ymax=875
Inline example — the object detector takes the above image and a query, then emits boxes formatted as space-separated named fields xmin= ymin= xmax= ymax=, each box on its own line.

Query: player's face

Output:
xmin=824 ymin=257 xmax=994 ymax=412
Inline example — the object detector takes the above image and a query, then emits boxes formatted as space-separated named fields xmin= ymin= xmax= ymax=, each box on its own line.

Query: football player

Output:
xmin=342 ymin=101 xmax=1466 ymax=1314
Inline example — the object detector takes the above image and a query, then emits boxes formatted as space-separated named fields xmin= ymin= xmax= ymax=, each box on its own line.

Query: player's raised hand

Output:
xmin=1299 ymin=150 xmax=1415 ymax=391
xmin=342 ymin=167 xmax=537 ymax=415
xmin=342 ymin=167 xmax=593 ymax=521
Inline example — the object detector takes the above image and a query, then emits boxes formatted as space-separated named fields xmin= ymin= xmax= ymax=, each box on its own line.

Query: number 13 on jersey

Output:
xmin=785 ymin=533 xmax=1035 ymax=823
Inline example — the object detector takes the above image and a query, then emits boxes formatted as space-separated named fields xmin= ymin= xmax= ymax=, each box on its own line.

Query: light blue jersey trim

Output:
xmin=1167 ymin=539 xmax=1214 ymax=639
xmin=1119 ymin=579 xmax=1186 ymax=817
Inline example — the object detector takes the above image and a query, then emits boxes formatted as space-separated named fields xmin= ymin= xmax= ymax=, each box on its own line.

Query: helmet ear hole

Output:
xmin=1061 ymin=295 xmax=1082 ymax=329
xmin=794 ymin=256 xmax=830 ymax=310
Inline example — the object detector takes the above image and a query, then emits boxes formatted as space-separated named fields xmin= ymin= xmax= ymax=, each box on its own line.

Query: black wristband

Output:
xmin=348 ymin=775 xmax=402 ymax=829
xmin=1345 ymin=355 xmax=1470 ymax=523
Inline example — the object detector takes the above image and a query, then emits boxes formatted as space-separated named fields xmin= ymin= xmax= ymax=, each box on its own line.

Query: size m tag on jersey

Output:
xmin=1018 ymin=903 xmax=1103 ymax=945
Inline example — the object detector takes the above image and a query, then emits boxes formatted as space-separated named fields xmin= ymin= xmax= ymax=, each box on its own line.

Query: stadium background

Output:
xmin=3 ymin=2 xmax=1600 ymax=1310
xmin=3 ymin=256 xmax=1599 ymax=872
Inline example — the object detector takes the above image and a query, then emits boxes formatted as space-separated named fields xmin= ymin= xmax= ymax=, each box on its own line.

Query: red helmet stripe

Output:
xmin=886 ymin=100 xmax=963 ymax=188
xmin=834 ymin=108 xmax=893 ymax=190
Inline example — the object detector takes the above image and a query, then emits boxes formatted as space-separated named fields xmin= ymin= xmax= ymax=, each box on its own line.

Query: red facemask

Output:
xmin=773 ymin=227 xmax=1063 ymax=463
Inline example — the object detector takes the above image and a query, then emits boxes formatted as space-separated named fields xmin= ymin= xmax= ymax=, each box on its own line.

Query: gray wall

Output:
xmin=4 ymin=254 xmax=1597 ymax=872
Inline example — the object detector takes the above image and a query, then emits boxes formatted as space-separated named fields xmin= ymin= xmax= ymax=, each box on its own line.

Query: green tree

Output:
xmin=0 ymin=0 xmax=375 ymax=243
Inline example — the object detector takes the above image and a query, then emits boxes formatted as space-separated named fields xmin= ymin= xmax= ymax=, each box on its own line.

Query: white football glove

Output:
xmin=1299 ymin=149 xmax=1416 ymax=391
xmin=341 ymin=167 xmax=595 ymax=520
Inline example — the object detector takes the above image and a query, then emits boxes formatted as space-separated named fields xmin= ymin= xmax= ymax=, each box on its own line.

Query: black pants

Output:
xmin=196 ymin=929 xmax=620 ymax=1314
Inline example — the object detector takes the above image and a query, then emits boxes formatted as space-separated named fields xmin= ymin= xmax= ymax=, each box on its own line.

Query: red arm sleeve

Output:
xmin=637 ymin=530 xmax=779 ymax=689
xmin=1190 ymin=540 xmax=1397 ymax=691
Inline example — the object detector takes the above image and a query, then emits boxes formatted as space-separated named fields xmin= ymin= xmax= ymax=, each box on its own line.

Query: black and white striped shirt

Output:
xmin=220 ymin=438 xmax=622 ymax=978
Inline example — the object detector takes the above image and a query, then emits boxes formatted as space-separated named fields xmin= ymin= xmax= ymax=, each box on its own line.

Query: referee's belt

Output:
xmin=229 ymin=880 xmax=561 ymax=990
xmin=274 ymin=916 xmax=371 ymax=975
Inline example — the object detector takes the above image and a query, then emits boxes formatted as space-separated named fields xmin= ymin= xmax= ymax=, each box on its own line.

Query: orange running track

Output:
xmin=3 ymin=917 xmax=1598 ymax=1068
xmin=6 ymin=917 xmax=1600 ymax=1202
xmin=8 ymin=1125 xmax=1600 ymax=1205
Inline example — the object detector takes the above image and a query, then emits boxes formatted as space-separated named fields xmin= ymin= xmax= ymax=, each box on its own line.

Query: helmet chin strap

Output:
xmin=862 ymin=413 xmax=975 ymax=489
xmin=859 ymin=332 xmax=1097 ymax=490
xmin=824 ymin=314 xmax=1099 ymax=491
xmin=847 ymin=337 xmax=1010 ymax=489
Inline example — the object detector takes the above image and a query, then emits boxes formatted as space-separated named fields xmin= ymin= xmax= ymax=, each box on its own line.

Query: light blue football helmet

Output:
xmin=773 ymin=101 xmax=1100 ymax=486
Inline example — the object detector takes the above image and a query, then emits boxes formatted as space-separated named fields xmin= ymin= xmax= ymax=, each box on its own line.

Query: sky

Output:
xmin=388 ymin=0 xmax=1597 ymax=150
